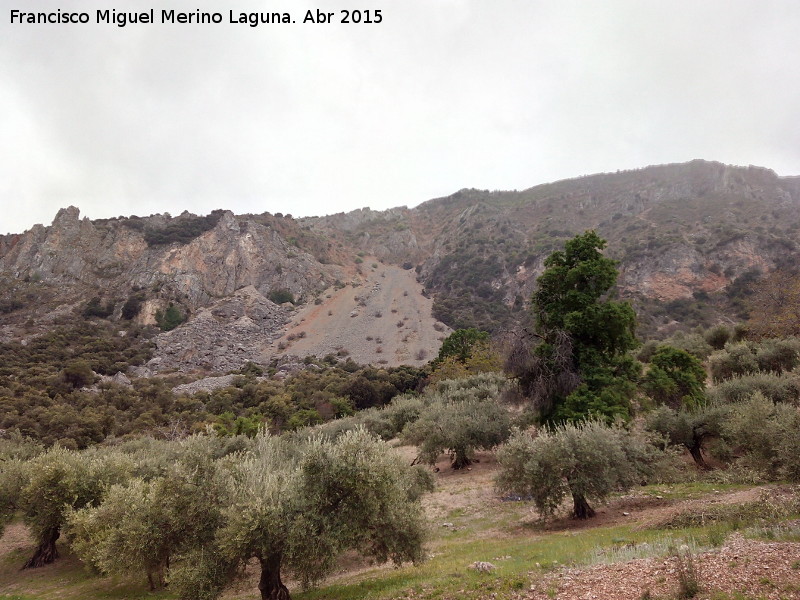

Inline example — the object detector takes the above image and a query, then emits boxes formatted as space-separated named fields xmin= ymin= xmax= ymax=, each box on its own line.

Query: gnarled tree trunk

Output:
xmin=451 ymin=448 xmax=472 ymax=470
xmin=146 ymin=560 xmax=167 ymax=591
xmin=259 ymin=554 xmax=290 ymax=600
xmin=688 ymin=441 xmax=708 ymax=469
xmin=22 ymin=526 xmax=60 ymax=569
xmin=571 ymin=493 xmax=596 ymax=519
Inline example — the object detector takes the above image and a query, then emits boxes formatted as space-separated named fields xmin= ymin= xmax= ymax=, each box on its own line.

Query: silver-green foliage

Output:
xmin=708 ymin=371 xmax=800 ymax=405
xmin=0 ymin=458 xmax=27 ymax=538
xmin=402 ymin=395 xmax=511 ymax=469
xmin=645 ymin=404 xmax=729 ymax=468
xmin=722 ymin=392 xmax=800 ymax=481
xmin=66 ymin=435 xmax=230 ymax=591
xmin=302 ymin=373 xmax=509 ymax=446
xmin=709 ymin=338 xmax=800 ymax=383
xmin=496 ymin=421 xmax=663 ymax=519
xmin=169 ymin=428 xmax=430 ymax=600
xmin=400 ymin=375 xmax=511 ymax=469
xmin=18 ymin=446 xmax=134 ymax=568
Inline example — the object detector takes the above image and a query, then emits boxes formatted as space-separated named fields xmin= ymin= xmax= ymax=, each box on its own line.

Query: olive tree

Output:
xmin=17 ymin=446 xmax=132 ymax=568
xmin=0 ymin=458 xmax=27 ymax=538
xmin=169 ymin=428 xmax=431 ymax=600
xmin=722 ymin=392 xmax=800 ymax=481
xmin=645 ymin=404 xmax=728 ymax=468
xmin=496 ymin=421 xmax=659 ymax=519
xmin=66 ymin=436 xmax=229 ymax=591
xmin=402 ymin=396 xmax=511 ymax=469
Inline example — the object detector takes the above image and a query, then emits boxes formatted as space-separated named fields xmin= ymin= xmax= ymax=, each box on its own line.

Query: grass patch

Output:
xmin=296 ymin=525 xmax=712 ymax=600
xmin=637 ymin=481 xmax=748 ymax=501
xmin=650 ymin=489 xmax=800 ymax=530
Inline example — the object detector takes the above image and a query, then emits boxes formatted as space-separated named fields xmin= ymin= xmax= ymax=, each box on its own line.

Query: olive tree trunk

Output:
xmin=22 ymin=526 xmax=60 ymax=569
xmin=259 ymin=554 xmax=290 ymax=600
xmin=688 ymin=443 xmax=708 ymax=469
xmin=571 ymin=493 xmax=596 ymax=519
xmin=451 ymin=448 xmax=472 ymax=470
xmin=146 ymin=561 xmax=167 ymax=591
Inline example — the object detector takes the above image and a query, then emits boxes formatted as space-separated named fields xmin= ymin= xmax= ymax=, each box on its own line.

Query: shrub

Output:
xmin=672 ymin=546 xmax=701 ymax=599
xmin=121 ymin=293 xmax=144 ymax=320
xmin=662 ymin=332 xmax=713 ymax=360
xmin=435 ymin=328 xmax=490 ymax=363
xmin=636 ymin=340 xmax=660 ymax=363
xmin=709 ymin=338 xmax=800 ymax=383
xmin=722 ymin=392 xmax=800 ymax=480
xmin=268 ymin=289 xmax=295 ymax=305
xmin=61 ymin=360 xmax=96 ymax=390
xmin=704 ymin=325 xmax=731 ymax=350
xmin=286 ymin=409 xmax=323 ymax=430
xmin=380 ymin=395 xmax=426 ymax=437
xmin=82 ymin=297 xmax=115 ymax=319
xmin=755 ymin=338 xmax=800 ymax=373
xmin=155 ymin=303 xmax=186 ymax=331
xmin=709 ymin=342 xmax=759 ymax=382
xmin=140 ymin=212 xmax=222 ymax=246
xmin=708 ymin=371 xmax=800 ymax=405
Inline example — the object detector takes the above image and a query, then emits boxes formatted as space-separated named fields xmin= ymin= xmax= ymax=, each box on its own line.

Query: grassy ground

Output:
xmin=0 ymin=451 xmax=796 ymax=600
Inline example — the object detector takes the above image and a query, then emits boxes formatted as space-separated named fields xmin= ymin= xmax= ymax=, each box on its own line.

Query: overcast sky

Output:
xmin=1 ymin=0 xmax=799 ymax=234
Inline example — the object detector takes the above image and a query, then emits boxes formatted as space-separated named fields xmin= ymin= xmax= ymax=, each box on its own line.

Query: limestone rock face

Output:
xmin=0 ymin=207 xmax=345 ymax=310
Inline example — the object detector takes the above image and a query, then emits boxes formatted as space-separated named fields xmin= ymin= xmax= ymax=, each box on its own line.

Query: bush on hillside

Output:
xmin=708 ymin=371 xmax=800 ymax=405
xmin=268 ymin=288 xmax=295 ymax=305
xmin=722 ymin=392 xmax=800 ymax=481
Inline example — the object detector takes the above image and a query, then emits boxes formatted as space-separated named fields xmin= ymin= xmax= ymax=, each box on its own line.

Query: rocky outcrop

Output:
xmin=172 ymin=374 xmax=239 ymax=395
xmin=144 ymin=286 xmax=290 ymax=373
xmin=0 ymin=208 xmax=346 ymax=313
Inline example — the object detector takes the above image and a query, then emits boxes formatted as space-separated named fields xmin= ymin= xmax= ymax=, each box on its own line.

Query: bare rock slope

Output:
xmin=274 ymin=260 xmax=450 ymax=367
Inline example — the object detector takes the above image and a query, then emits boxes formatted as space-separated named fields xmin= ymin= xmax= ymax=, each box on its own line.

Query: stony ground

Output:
xmin=273 ymin=259 xmax=450 ymax=367
xmin=528 ymin=533 xmax=800 ymax=599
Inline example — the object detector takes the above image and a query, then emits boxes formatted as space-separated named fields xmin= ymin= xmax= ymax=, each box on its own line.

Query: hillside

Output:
xmin=307 ymin=160 xmax=800 ymax=336
xmin=2 ymin=159 xmax=799 ymax=371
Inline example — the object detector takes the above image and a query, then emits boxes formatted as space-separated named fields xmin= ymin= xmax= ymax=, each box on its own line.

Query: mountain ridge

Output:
xmin=2 ymin=159 xmax=798 ymax=372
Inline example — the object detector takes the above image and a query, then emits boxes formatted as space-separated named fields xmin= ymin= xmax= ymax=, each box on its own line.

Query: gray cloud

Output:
xmin=1 ymin=0 xmax=799 ymax=234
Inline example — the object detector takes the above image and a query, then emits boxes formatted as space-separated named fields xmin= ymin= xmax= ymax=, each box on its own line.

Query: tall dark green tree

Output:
xmin=508 ymin=231 xmax=639 ymax=422
xmin=642 ymin=346 xmax=707 ymax=409
xmin=435 ymin=328 xmax=490 ymax=364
